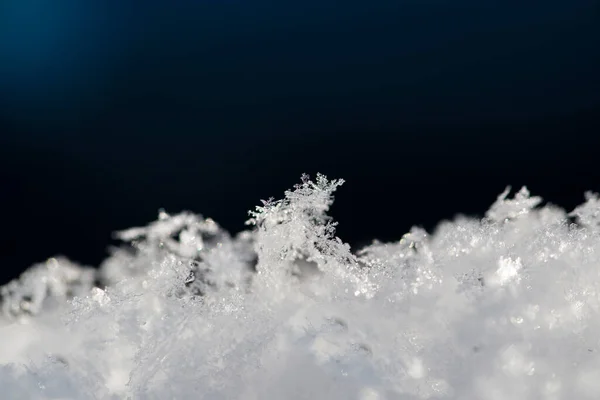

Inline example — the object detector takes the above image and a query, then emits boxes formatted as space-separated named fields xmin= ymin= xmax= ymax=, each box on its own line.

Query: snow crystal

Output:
xmin=2 ymin=175 xmax=600 ymax=399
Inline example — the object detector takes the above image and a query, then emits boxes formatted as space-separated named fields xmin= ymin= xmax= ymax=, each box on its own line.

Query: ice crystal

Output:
xmin=2 ymin=175 xmax=600 ymax=399
xmin=1 ymin=257 xmax=95 ymax=318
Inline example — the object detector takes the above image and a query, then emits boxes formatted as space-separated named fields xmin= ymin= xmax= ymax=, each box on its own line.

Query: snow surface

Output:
xmin=2 ymin=174 xmax=600 ymax=399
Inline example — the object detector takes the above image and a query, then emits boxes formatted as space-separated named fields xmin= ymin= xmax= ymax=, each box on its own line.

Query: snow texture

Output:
xmin=2 ymin=174 xmax=600 ymax=399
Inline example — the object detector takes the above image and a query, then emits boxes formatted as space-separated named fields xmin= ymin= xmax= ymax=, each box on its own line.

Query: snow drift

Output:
xmin=2 ymin=174 xmax=600 ymax=399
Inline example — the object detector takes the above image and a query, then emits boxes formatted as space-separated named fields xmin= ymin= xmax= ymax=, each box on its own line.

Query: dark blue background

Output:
xmin=1 ymin=1 xmax=599 ymax=284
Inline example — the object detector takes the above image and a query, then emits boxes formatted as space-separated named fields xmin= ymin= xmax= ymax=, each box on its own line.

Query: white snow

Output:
xmin=2 ymin=173 xmax=600 ymax=399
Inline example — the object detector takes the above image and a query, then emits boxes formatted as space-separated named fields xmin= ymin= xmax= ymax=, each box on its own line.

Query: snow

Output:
xmin=2 ymin=174 xmax=600 ymax=399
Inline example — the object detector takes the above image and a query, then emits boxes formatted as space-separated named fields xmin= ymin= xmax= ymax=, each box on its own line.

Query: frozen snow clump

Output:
xmin=2 ymin=175 xmax=600 ymax=399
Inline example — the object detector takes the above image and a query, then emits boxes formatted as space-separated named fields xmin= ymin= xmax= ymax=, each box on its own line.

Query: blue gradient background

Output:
xmin=1 ymin=1 xmax=599 ymax=283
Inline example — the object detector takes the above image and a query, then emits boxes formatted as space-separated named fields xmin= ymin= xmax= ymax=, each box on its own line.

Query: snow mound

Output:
xmin=2 ymin=174 xmax=600 ymax=399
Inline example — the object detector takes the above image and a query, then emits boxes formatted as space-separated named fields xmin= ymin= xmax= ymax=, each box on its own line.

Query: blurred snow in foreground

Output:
xmin=3 ymin=174 xmax=600 ymax=399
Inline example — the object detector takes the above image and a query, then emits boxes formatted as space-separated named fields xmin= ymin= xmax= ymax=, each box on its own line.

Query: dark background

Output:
xmin=1 ymin=1 xmax=599 ymax=285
